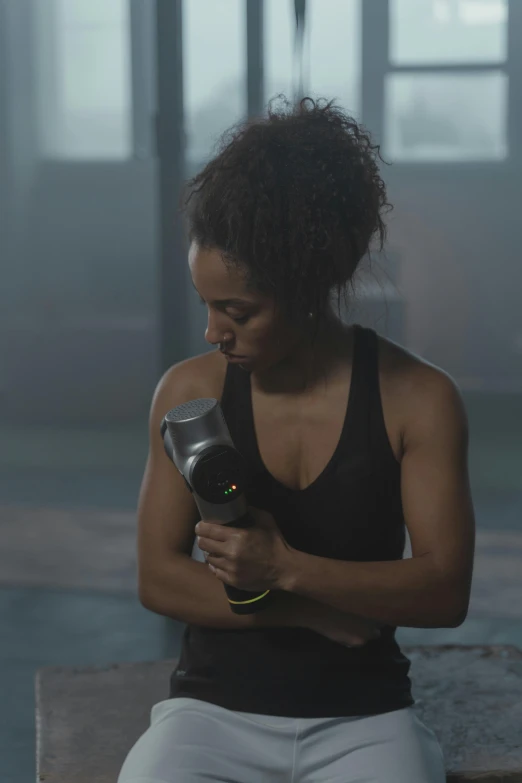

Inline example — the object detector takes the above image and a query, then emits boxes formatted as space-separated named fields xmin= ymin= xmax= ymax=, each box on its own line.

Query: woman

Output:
xmin=119 ymin=98 xmax=474 ymax=783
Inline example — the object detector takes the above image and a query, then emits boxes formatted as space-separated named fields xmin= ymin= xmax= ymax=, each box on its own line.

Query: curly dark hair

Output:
xmin=183 ymin=96 xmax=391 ymax=333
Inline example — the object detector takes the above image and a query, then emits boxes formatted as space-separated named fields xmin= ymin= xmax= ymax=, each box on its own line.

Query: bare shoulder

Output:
xmin=376 ymin=334 xmax=468 ymax=452
xmin=150 ymin=349 xmax=227 ymax=426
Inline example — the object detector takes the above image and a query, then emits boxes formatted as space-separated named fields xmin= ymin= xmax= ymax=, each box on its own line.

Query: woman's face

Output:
xmin=189 ymin=242 xmax=303 ymax=373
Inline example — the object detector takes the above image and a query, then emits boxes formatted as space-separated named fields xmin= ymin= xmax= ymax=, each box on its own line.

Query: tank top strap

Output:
xmin=220 ymin=359 xmax=248 ymax=419
xmin=219 ymin=357 xmax=237 ymax=412
xmin=349 ymin=324 xmax=398 ymax=470
xmin=220 ymin=360 xmax=259 ymax=465
xmin=334 ymin=324 xmax=373 ymax=464
xmin=352 ymin=324 xmax=380 ymax=400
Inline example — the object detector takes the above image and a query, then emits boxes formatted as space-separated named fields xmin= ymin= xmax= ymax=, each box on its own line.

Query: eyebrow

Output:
xmin=191 ymin=281 xmax=252 ymax=307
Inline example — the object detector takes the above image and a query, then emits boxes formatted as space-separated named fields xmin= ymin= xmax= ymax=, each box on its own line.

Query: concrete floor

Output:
xmin=2 ymin=392 xmax=522 ymax=783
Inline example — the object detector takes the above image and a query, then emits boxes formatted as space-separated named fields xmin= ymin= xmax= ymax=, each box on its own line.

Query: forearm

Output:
xmin=283 ymin=550 xmax=467 ymax=628
xmin=139 ymin=553 xmax=313 ymax=630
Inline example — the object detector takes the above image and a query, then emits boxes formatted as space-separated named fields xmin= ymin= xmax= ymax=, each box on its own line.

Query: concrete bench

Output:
xmin=35 ymin=645 xmax=522 ymax=783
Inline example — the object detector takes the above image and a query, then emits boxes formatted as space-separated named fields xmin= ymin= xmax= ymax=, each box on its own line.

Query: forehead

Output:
xmin=188 ymin=243 xmax=250 ymax=297
xmin=188 ymin=242 xmax=246 ymax=294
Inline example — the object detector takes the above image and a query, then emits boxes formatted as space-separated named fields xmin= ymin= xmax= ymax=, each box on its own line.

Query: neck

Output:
xmin=254 ymin=312 xmax=353 ymax=394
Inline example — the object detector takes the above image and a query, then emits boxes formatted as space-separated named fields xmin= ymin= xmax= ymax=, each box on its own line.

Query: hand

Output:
xmin=305 ymin=602 xmax=381 ymax=648
xmin=195 ymin=507 xmax=295 ymax=592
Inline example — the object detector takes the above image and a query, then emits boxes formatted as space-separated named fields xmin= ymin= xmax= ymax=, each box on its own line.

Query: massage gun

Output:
xmin=161 ymin=398 xmax=273 ymax=615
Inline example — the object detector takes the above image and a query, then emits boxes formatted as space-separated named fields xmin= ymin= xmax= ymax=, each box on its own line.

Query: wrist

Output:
xmin=249 ymin=589 xmax=311 ymax=629
xmin=276 ymin=545 xmax=305 ymax=593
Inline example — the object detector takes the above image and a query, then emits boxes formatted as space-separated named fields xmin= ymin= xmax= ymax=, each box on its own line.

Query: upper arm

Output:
xmin=137 ymin=354 xmax=220 ymax=596
xmin=400 ymin=366 xmax=475 ymax=612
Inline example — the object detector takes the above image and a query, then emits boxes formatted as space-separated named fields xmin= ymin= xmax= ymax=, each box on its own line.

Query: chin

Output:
xmin=238 ymin=355 xmax=263 ymax=372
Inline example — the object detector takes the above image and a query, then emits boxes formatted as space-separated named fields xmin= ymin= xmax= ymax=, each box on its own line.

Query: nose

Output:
xmin=204 ymin=311 xmax=233 ymax=348
xmin=204 ymin=325 xmax=221 ymax=346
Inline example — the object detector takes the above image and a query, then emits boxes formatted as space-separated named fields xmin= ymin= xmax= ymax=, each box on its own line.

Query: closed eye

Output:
xmin=198 ymin=297 xmax=250 ymax=324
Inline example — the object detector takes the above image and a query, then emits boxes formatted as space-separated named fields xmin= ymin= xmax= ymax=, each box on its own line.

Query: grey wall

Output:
xmin=3 ymin=158 xmax=521 ymax=426
xmin=2 ymin=0 xmax=521 ymax=429
xmin=387 ymin=167 xmax=522 ymax=389
xmin=2 ymin=163 xmax=159 ymax=426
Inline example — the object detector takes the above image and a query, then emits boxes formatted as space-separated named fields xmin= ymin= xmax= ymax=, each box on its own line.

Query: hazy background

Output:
xmin=1 ymin=1 xmax=522 ymax=781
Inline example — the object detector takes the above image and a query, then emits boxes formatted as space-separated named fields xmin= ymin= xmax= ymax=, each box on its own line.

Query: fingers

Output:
xmin=195 ymin=521 xmax=230 ymax=541
xmin=205 ymin=552 xmax=229 ymax=581
xmin=197 ymin=535 xmax=227 ymax=556
xmin=205 ymin=551 xmax=227 ymax=567
xmin=197 ymin=530 xmax=245 ymax=560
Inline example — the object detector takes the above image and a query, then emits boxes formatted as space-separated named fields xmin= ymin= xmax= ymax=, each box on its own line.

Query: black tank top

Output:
xmin=170 ymin=325 xmax=414 ymax=717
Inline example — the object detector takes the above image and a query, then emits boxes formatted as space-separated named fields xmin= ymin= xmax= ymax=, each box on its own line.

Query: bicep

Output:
xmin=137 ymin=451 xmax=200 ymax=566
xmin=137 ymin=367 xmax=201 ymax=592
xmin=400 ymin=371 xmax=475 ymax=592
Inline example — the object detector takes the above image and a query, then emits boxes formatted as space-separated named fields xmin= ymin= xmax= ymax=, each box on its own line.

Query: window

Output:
xmin=385 ymin=70 xmax=508 ymax=161
xmin=265 ymin=0 xmax=361 ymax=116
xmin=390 ymin=0 xmax=508 ymax=65
xmin=183 ymin=0 xmax=246 ymax=168
xmin=36 ymin=0 xmax=132 ymax=160
xmin=385 ymin=0 xmax=509 ymax=162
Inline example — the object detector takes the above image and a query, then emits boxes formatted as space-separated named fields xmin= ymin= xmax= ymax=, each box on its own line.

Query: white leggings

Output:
xmin=117 ymin=697 xmax=446 ymax=783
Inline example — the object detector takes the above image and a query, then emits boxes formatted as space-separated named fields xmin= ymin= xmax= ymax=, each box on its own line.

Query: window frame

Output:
xmin=35 ymin=0 xmax=153 ymax=163
xmin=361 ymin=0 xmax=521 ymax=171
